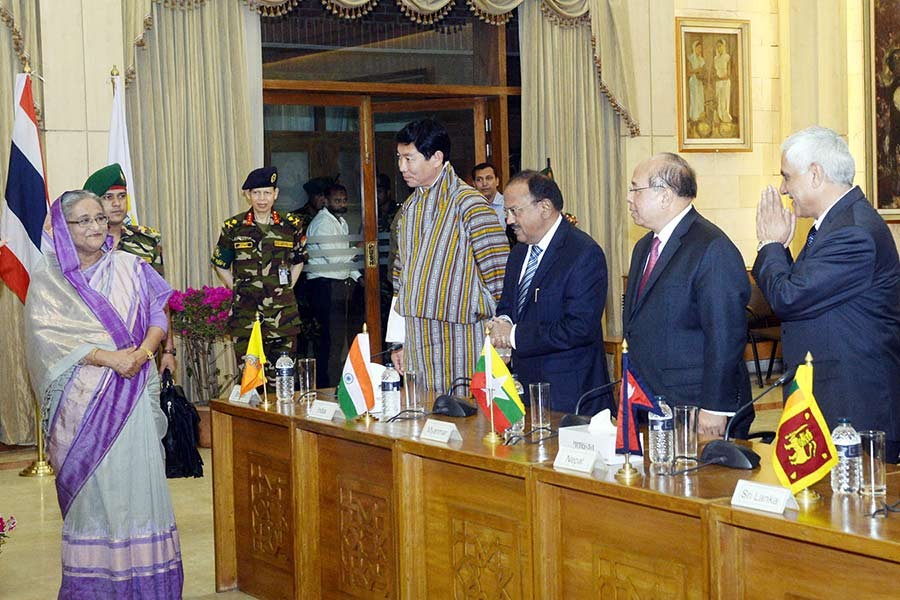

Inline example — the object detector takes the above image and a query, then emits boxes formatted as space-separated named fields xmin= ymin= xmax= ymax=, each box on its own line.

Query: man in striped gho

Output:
xmin=386 ymin=119 xmax=510 ymax=393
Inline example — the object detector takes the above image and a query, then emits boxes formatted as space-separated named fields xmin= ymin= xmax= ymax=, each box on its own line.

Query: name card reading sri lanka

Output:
xmin=420 ymin=419 xmax=463 ymax=443
xmin=731 ymin=479 xmax=799 ymax=514
xmin=553 ymin=447 xmax=597 ymax=474
xmin=307 ymin=400 xmax=339 ymax=421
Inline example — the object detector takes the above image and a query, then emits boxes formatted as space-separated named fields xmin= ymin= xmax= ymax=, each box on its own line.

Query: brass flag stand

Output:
xmin=20 ymin=397 xmax=54 ymax=477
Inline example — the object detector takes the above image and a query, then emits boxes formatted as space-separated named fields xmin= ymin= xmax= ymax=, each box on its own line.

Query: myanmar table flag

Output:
xmin=772 ymin=357 xmax=838 ymax=494
xmin=337 ymin=330 xmax=376 ymax=419
xmin=471 ymin=336 xmax=525 ymax=433
xmin=240 ymin=318 xmax=267 ymax=395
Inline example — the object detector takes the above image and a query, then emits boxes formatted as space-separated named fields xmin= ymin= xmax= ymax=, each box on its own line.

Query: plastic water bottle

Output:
xmin=275 ymin=352 xmax=295 ymax=403
xmin=648 ymin=397 xmax=674 ymax=464
xmin=381 ymin=364 xmax=401 ymax=419
xmin=505 ymin=375 xmax=526 ymax=441
xmin=831 ymin=418 xmax=861 ymax=494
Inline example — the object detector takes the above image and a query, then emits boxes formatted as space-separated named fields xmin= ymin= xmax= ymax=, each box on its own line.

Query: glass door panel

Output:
xmin=264 ymin=101 xmax=369 ymax=388
xmin=371 ymin=104 xmax=485 ymax=345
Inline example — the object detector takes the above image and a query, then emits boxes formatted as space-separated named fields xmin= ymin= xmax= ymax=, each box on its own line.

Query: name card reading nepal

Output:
xmin=553 ymin=447 xmax=597 ymax=474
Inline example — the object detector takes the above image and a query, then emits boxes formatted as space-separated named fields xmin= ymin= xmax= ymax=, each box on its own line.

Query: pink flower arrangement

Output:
xmin=0 ymin=514 xmax=16 ymax=555
xmin=168 ymin=286 xmax=233 ymax=343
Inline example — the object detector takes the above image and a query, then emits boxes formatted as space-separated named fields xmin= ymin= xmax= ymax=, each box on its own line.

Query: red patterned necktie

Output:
xmin=637 ymin=236 xmax=660 ymax=298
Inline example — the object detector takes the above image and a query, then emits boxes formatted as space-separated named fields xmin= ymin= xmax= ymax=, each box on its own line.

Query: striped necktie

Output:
xmin=806 ymin=226 xmax=817 ymax=249
xmin=517 ymin=245 xmax=543 ymax=318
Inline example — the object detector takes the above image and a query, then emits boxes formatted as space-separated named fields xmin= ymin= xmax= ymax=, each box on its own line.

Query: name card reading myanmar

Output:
xmin=307 ymin=400 xmax=339 ymax=421
xmin=553 ymin=447 xmax=596 ymax=474
xmin=731 ymin=479 xmax=799 ymax=514
xmin=420 ymin=419 xmax=462 ymax=443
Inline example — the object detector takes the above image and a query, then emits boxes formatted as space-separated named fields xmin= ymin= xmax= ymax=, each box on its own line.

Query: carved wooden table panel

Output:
xmin=709 ymin=484 xmax=900 ymax=599
xmin=232 ymin=412 xmax=295 ymax=600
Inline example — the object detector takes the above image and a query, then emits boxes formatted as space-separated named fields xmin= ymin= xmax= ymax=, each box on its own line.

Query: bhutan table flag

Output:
xmin=772 ymin=356 xmax=838 ymax=494
xmin=240 ymin=318 xmax=267 ymax=395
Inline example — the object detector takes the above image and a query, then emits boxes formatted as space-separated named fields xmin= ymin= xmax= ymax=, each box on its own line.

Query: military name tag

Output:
xmin=274 ymin=240 xmax=293 ymax=248
xmin=553 ymin=447 xmax=596 ymax=474
xmin=731 ymin=479 xmax=799 ymax=514
xmin=234 ymin=241 xmax=253 ymax=249
xmin=307 ymin=400 xmax=339 ymax=421
xmin=420 ymin=419 xmax=462 ymax=443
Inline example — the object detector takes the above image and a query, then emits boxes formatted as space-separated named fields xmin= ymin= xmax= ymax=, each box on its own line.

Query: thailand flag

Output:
xmin=0 ymin=73 xmax=49 ymax=303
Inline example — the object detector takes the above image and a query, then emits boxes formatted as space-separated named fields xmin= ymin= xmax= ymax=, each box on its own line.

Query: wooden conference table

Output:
xmin=210 ymin=394 xmax=900 ymax=599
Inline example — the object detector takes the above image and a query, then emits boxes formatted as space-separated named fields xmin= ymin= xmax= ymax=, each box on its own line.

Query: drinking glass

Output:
xmin=860 ymin=430 xmax=887 ymax=496
xmin=674 ymin=405 xmax=699 ymax=463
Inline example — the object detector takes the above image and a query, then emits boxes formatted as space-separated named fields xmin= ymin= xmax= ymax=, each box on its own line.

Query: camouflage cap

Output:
xmin=83 ymin=163 xmax=126 ymax=196
xmin=242 ymin=166 xmax=278 ymax=190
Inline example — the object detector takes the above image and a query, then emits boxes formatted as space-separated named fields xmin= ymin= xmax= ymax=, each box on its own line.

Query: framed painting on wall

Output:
xmin=865 ymin=0 xmax=900 ymax=216
xmin=675 ymin=18 xmax=752 ymax=152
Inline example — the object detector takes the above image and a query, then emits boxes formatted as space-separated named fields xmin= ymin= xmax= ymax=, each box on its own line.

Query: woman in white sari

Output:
xmin=24 ymin=190 xmax=183 ymax=598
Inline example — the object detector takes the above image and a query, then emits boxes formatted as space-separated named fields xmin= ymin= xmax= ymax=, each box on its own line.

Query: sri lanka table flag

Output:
xmin=471 ymin=335 xmax=525 ymax=433
xmin=337 ymin=329 xmax=376 ymax=419
xmin=616 ymin=344 xmax=660 ymax=456
xmin=772 ymin=354 xmax=837 ymax=494
xmin=240 ymin=318 xmax=267 ymax=395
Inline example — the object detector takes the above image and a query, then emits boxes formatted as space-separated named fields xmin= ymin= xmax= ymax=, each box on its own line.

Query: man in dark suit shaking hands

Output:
xmin=623 ymin=153 xmax=751 ymax=437
xmin=754 ymin=126 xmax=900 ymax=462
xmin=490 ymin=170 xmax=611 ymax=414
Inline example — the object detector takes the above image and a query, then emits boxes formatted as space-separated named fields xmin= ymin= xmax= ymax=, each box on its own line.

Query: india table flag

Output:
xmin=240 ymin=318 xmax=266 ymax=395
xmin=337 ymin=331 xmax=376 ymax=418
xmin=772 ymin=355 xmax=838 ymax=494
xmin=471 ymin=336 xmax=525 ymax=433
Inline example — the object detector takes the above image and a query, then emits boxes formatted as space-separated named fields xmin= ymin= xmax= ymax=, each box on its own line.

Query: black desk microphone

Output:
xmin=699 ymin=366 xmax=797 ymax=469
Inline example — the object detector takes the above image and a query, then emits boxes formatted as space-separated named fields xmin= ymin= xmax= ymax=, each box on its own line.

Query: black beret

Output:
xmin=242 ymin=167 xmax=278 ymax=190
xmin=302 ymin=176 xmax=334 ymax=197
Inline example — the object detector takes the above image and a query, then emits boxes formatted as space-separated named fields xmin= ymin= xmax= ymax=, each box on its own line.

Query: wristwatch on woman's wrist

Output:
xmin=162 ymin=347 xmax=177 ymax=356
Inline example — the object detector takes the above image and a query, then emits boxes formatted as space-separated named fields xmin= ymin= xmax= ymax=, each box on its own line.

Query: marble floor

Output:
xmin=0 ymin=448 xmax=253 ymax=600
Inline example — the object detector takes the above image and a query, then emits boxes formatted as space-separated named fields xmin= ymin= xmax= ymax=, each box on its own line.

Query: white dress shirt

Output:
xmin=306 ymin=207 xmax=361 ymax=282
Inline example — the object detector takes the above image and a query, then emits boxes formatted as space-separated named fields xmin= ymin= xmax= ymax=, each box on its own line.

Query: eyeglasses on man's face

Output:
xmin=504 ymin=201 xmax=541 ymax=218
xmin=627 ymin=185 xmax=664 ymax=195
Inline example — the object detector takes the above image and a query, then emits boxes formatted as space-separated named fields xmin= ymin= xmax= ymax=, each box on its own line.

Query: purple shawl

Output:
xmin=50 ymin=198 xmax=154 ymax=516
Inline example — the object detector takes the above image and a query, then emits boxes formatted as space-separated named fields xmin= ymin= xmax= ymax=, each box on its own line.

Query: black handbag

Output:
xmin=160 ymin=369 xmax=204 ymax=478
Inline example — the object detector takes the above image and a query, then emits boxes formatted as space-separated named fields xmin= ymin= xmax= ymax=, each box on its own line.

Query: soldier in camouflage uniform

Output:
xmin=83 ymin=163 xmax=176 ymax=374
xmin=212 ymin=167 xmax=308 ymax=376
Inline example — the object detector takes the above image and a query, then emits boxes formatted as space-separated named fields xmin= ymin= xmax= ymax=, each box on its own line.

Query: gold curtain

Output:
xmin=127 ymin=1 xmax=253 ymax=295
xmin=123 ymin=0 xmax=154 ymax=84
xmin=0 ymin=0 xmax=40 ymax=444
xmin=519 ymin=0 xmax=627 ymax=336
xmin=248 ymin=0 xmax=529 ymax=25
xmin=589 ymin=0 xmax=638 ymax=136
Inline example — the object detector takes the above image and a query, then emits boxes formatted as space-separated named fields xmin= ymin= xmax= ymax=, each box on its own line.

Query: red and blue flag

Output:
xmin=615 ymin=350 xmax=660 ymax=456
xmin=0 ymin=73 xmax=49 ymax=302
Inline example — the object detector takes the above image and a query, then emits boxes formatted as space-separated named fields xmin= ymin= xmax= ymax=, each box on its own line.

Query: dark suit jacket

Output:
xmin=496 ymin=218 xmax=611 ymax=414
xmin=623 ymin=207 xmax=752 ymax=436
xmin=753 ymin=186 xmax=900 ymax=441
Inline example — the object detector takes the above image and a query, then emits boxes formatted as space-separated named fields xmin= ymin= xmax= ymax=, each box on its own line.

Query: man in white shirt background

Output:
xmin=306 ymin=183 xmax=364 ymax=387
xmin=473 ymin=162 xmax=506 ymax=230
